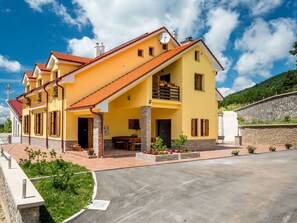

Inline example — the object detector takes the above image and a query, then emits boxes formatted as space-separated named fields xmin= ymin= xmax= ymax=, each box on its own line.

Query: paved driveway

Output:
xmin=72 ymin=150 xmax=297 ymax=223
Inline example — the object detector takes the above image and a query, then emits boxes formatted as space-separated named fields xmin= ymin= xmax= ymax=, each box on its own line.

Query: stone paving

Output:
xmin=0 ymin=143 xmax=287 ymax=171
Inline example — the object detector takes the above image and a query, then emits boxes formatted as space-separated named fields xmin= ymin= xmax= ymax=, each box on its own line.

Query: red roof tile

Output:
xmin=51 ymin=52 xmax=92 ymax=64
xmin=6 ymin=100 xmax=22 ymax=119
xmin=36 ymin=63 xmax=50 ymax=72
xmin=68 ymin=40 xmax=200 ymax=110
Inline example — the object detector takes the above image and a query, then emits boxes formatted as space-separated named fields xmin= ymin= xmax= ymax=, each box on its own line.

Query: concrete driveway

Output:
xmin=72 ymin=150 xmax=297 ymax=223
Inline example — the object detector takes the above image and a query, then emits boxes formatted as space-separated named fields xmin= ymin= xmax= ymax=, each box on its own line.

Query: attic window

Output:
xmin=138 ymin=49 xmax=144 ymax=57
xmin=149 ymin=47 xmax=154 ymax=56
xmin=162 ymin=44 xmax=168 ymax=50
xmin=26 ymin=85 xmax=30 ymax=92
xmin=38 ymin=79 xmax=42 ymax=86
xmin=54 ymin=71 xmax=58 ymax=79
xmin=195 ymin=51 xmax=200 ymax=62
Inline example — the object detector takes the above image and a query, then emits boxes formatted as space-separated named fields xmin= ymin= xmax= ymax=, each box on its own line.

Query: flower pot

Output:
xmin=88 ymin=150 xmax=94 ymax=155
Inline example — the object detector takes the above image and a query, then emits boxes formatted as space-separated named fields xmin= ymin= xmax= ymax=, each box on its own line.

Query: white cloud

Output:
xmin=204 ymin=7 xmax=239 ymax=83
xmin=25 ymin=0 xmax=86 ymax=28
xmin=218 ymin=76 xmax=256 ymax=97
xmin=0 ymin=105 xmax=9 ymax=124
xmin=0 ymin=55 xmax=21 ymax=72
xmin=68 ymin=0 xmax=203 ymax=57
xmin=235 ymin=18 xmax=297 ymax=77
xmin=217 ymin=87 xmax=235 ymax=97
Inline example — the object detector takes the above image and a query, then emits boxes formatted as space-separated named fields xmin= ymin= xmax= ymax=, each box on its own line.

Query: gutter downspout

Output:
xmin=90 ymin=106 xmax=104 ymax=158
xmin=56 ymin=79 xmax=65 ymax=153
xmin=43 ymin=84 xmax=50 ymax=149
xmin=23 ymin=94 xmax=31 ymax=145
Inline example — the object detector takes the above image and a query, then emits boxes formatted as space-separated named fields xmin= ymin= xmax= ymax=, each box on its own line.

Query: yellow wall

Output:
xmin=65 ymin=35 xmax=176 ymax=106
xmin=181 ymin=46 xmax=217 ymax=140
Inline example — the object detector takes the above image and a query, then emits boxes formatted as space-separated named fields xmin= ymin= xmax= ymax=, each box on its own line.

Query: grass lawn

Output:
xmin=20 ymin=160 xmax=94 ymax=222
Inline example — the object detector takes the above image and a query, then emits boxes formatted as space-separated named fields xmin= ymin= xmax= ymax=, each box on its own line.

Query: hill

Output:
xmin=219 ymin=69 xmax=297 ymax=109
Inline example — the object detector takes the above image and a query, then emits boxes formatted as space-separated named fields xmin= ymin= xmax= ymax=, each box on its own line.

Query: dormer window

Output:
xmin=162 ymin=44 xmax=168 ymax=50
xmin=52 ymin=71 xmax=58 ymax=80
xmin=53 ymin=86 xmax=58 ymax=98
xmin=38 ymin=79 xmax=42 ymax=86
xmin=138 ymin=49 xmax=144 ymax=57
xmin=38 ymin=93 xmax=42 ymax=102
xmin=26 ymin=85 xmax=30 ymax=92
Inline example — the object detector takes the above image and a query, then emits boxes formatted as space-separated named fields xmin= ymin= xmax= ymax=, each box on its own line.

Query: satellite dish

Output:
xmin=159 ymin=32 xmax=171 ymax=44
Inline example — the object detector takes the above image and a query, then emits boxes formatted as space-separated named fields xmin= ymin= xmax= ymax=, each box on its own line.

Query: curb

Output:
xmin=63 ymin=171 xmax=97 ymax=223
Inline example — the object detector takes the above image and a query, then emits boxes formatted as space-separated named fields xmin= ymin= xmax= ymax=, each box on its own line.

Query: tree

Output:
xmin=289 ymin=41 xmax=297 ymax=68
xmin=3 ymin=118 xmax=12 ymax=133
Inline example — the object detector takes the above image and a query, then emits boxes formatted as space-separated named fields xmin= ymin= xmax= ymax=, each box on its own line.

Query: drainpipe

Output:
xmin=23 ymin=94 xmax=31 ymax=145
xmin=56 ymin=79 xmax=65 ymax=153
xmin=43 ymin=84 xmax=50 ymax=149
xmin=90 ymin=106 xmax=104 ymax=158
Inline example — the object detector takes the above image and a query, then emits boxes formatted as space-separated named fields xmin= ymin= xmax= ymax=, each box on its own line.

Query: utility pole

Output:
xmin=6 ymin=84 xmax=10 ymax=100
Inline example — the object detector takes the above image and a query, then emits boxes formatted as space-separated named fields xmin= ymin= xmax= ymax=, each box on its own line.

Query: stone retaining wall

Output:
xmin=239 ymin=124 xmax=297 ymax=147
xmin=185 ymin=139 xmax=216 ymax=151
xmin=0 ymin=152 xmax=44 ymax=223
xmin=235 ymin=91 xmax=297 ymax=123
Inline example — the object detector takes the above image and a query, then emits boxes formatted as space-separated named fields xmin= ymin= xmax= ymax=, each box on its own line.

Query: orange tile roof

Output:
xmin=36 ymin=63 xmax=50 ymax=72
xmin=25 ymin=71 xmax=33 ymax=78
xmin=68 ymin=40 xmax=200 ymax=110
xmin=51 ymin=52 xmax=92 ymax=64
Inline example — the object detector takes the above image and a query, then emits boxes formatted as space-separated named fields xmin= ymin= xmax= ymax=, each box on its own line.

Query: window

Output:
xmin=37 ymin=93 xmax=42 ymax=102
xmin=49 ymin=111 xmax=60 ymax=136
xmin=26 ymin=85 xmax=30 ymax=92
xmin=53 ymin=86 xmax=58 ymax=98
xmin=195 ymin=50 xmax=200 ymax=62
xmin=128 ymin=119 xmax=140 ymax=130
xmin=149 ymin=47 xmax=154 ymax=56
xmin=201 ymin=119 xmax=209 ymax=136
xmin=194 ymin=73 xmax=203 ymax=91
xmin=34 ymin=113 xmax=43 ymax=135
xmin=24 ymin=115 xmax=29 ymax=134
xmin=162 ymin=44 xmax=168 ymax=50
xmin=38 ymin=79 xmax=42 ymax=86
xmin=54 ymin=71 xmax=58 ymax=79
xmin=191 ymin=119 xmax=198 ymax=136
xmin=137 ymin=49 xmax=143 ymax=57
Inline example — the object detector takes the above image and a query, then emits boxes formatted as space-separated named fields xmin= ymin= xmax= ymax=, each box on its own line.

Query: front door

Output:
xmin=157 ymin=119 xmax=171 ymax=147
xmin=78 ymin=118 xmax=93 ymax=148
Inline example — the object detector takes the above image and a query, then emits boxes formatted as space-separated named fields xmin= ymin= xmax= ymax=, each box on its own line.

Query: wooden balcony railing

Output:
xmin=152 ymin=85 xmax=180 ymax=101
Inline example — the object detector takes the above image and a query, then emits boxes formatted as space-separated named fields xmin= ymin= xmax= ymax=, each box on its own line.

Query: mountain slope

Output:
xmin=219 ymin=69 xmax=297 ymax=109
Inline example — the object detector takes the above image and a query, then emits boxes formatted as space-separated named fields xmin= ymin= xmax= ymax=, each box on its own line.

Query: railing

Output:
xmin=152 ymin=85 xmax=180 ymax=101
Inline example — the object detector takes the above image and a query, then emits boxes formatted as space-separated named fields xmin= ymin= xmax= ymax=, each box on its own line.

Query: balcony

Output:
xmin=152 ymin=84 xmax=180 ymax=101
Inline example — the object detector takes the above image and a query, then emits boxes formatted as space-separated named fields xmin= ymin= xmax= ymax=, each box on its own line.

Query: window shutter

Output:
xmin=201 ymin=119 xmax=204 ymax=136
xmin=56 ymin=111 xmax=60 ymax=137
xmin=49 ymin=112 xmax=52 ymax=136
xmin=40 ymin=113 xmax=43 ymax=135
xmin=205 ymin=119 xmax=209 ymax=136
xmin=34 ymin=114 xmax=37 ymax=135
xmin=191 ymin=119 xmax=198 ymax=136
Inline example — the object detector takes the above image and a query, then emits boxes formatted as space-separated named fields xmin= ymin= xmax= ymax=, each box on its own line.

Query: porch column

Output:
xmin=141 ymin=106 xmax=151 ymax=152
xmin=93 ymin=113 xmax=104 ymax=158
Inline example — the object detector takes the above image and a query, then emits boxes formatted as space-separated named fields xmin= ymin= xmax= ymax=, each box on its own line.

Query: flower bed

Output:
xmin=136 ymin=150 xmax=200 ymax=162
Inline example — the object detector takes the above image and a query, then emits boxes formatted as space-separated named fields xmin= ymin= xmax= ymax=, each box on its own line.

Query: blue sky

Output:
xmin=0 ymin=0 xmax=296 ymax=123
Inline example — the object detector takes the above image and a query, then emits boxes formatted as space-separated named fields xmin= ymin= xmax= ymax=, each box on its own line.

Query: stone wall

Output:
xmin=235 ymin=91 xmax=297 ymax=123
xmin=239 ymin=124 xmax=297 ymax=147
xmin=185 ymin=139 xmax=216 ymax=151
xmin=0 ymin=152 xmax=44 ymax=223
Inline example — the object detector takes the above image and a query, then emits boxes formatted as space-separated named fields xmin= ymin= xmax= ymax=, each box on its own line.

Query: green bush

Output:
xmin=246 ymin=145 xmax=256 ymax=153
xmin=172 ymin=134 xmax=188 ymax=150
xmin=151 ymin=137 xmax=167 ymax=152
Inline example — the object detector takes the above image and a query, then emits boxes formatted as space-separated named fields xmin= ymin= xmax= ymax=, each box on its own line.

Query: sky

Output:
xmin=0 ymin=0 xmax=296 ymax=123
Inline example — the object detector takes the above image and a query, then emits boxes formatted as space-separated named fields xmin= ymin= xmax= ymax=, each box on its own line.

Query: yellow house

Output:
xmin=18 ymin=27 xmax=224 ymax=157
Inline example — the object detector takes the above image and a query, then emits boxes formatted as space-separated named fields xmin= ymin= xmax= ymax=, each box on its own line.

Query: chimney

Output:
xmin=94 ymin=43 xmax=100 ymax=57
xmin=180 ymin=36 xmax=193 ymax=45
xmin=99 ymin=42 xmax=105 ymax=55
xmin=172 ymin=30 xmax=178 ymax=40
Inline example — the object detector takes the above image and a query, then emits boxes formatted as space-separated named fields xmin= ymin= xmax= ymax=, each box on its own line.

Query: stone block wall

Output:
xmin=185 ymin=139 xmax=216 ymax=151
xmin=239 ymin=124 xmax=297 ymax=147
xmin=235 ymin=91 xmax=297 ymax=123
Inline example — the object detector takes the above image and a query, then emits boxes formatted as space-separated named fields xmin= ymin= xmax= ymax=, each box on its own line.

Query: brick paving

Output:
xmin=0 ymin=143 xmax=287 ymax=171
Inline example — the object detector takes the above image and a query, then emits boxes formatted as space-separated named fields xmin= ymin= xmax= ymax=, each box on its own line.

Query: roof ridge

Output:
xmin=51 ymin=51 xmax=92 ymax=60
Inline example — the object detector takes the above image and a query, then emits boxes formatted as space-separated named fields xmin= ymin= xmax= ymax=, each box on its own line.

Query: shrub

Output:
xmin=246 ymin=145 xmax=256 ymax=154
xmin=269 ymin=146 xmax=276 ymax=152
xmin=172 ymin=134 xmax=188 ymax=150
xmin=285 ymin=143 xmax=292 ymax=149
xmin=231 ymin=149 xmax=240 ymax=156
xmin=151 ymin=137 xmax=167 ymax=152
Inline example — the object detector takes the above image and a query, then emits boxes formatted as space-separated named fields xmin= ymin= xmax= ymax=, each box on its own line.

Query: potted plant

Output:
xmin=87 ymin=148 xmax=94 ymax=155
xmin=269 ymin=146 xmax=276 ymax=152
xmin=285 ymin=143 xmax=292 ymax=149
xmin=157 ymin=80 xmax=167 ymax=87
xmin=231 ymin=149 xmax=240 ymax=156
xmin=247 ymin=145 xmax=256 ymax=154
